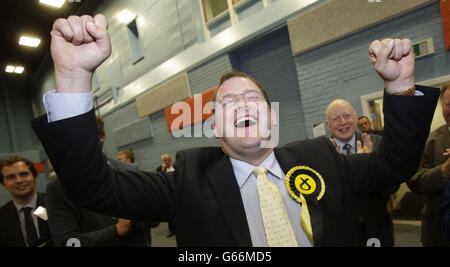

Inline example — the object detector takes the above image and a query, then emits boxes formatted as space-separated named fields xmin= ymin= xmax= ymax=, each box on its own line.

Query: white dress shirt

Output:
xmin=12 ymin=193 xmax=40 ymax=246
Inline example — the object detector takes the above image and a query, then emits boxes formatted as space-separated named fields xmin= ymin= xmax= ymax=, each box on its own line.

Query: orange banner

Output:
xmin=442 ymin=0 xmax=450 ymax=50
xmin=164 ymin=88 xmax=217 ymax=132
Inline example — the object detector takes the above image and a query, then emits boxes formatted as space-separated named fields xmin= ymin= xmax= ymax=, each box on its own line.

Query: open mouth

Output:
xmin=235 ymin=117 xmax=257 ymax=128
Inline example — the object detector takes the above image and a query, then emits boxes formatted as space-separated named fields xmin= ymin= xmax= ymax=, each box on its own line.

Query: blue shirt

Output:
xmin=229 ymin=152 xmax=312 ymax=247
xmin=333 ymin=135 xmax=356 ymax=155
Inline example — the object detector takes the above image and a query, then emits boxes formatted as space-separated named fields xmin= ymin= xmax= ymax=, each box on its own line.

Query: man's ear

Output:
xmin=212 ymin=121 xmax=219 ymax=140
xmin=99 ymin=135 xmax=105 ymax=144
xmin=270 ymin=108 xmax=278 ymax=127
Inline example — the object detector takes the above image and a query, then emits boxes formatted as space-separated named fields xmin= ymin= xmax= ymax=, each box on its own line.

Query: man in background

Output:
xmin=326 ymin=99 xmax=396 ymax=247
xmin=45 ymin=116 xmax=158 ymax=247
xmin=408 ymin=84 xmax=450 ymax=247
xmin=156 ymin=154 xmax=175 ymax=173
xmin=358 ymin=116 xmax=383 ymax=136
xmin=156 ymin=153 xmax=175 ymax=238
xmin=0 ymin=156 xmax=53 ymax=247
xmin=118 ymin=149 xmax=135 ymax=164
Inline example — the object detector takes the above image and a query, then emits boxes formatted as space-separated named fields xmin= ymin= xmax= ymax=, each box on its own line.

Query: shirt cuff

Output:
xmin=44 ymin=90 xmax=93 ymax=122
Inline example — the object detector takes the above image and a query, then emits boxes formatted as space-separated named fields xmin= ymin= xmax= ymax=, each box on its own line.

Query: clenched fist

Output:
xmin=51 ymin=14 xmax=111 ymax=93
xmin=369 ymin=38 xmax=415 ymax=94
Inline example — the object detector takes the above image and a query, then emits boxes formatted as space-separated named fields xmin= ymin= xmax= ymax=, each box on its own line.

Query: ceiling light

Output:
xmin=14 ymin=66 xmax=25 ymax=74
xmin=4 ymin=66 xmax=25 ymax=74
xmin=116 ymin=10 xmax=135 ymax=24
xmin=39 ymin=0 xmax=65 ymax=8
xmin=19 ymin=36 xmax=41 ymax=47
xmin=5 ymin=66 xmax=15 ymax=73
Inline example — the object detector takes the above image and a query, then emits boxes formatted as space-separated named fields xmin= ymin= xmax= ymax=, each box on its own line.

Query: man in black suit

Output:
xmin=45 ymin=116 xmax=157 ymax=247
xmin=156 ymin=154 xmax=175 ymax=238
xmin=0 ymin=156 xmax=53 ymax=247
xmin=326 ymin=99 xmax=397 ymax=247
xmin=32 ymin=14 xmax=439 ymax=246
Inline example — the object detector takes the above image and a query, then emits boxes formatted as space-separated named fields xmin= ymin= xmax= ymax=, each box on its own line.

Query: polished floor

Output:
xmin=393 ymin=220 xmax=422 ymax=247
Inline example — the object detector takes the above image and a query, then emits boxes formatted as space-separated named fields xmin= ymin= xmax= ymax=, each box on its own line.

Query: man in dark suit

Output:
xmin=326 ymin=99 xmax=397 ymax=247
xmin=156 ymin=153 xmax=175 ymax=238
xmin=357 ymin=116 xmax=383 ymax=136
xmin=156 ymin=154 xmax=175 ymax=173
xmin=32 ymin=15 xmax=439 ymax=246
xmin=408 ymin=84 xmax=450 ymax=247
xmin=45 ymin=116 xmax=157 ymax=247
xmin=0 ymin=156 xmax=53 ymax=247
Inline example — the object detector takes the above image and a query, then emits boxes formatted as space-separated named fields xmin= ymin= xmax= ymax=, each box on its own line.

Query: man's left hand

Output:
xmin=369 ymin=38 xmax=414 ymax=94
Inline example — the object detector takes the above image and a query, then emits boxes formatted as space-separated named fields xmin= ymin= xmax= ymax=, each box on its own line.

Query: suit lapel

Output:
xmin=274 ymin=147 xmax=324 ymax=246
xmin=206 ymin=155 xmax=252 ymax=247
xmin=6 ymin=201 xmax=27 ymax=246
xmin=36 ymin=193 xmax=51 ymax=240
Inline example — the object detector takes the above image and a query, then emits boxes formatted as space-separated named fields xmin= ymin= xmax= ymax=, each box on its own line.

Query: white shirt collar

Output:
xmin=229 ymin=151 xmax=284 ymax=189
xmin=13 ymin=193 xmax=37 ymax=213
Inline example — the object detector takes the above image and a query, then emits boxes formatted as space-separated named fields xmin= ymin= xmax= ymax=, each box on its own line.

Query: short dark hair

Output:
xmin=118 ymin=150 xmax=135 ymax=163
xmin=0 ymin=156 xmax=37 ymax=184
xmin=440 ymin=83 xmax=450 ymax=100
xmin=96 ymin=115 xmax=105 ymax=138
xmin=212 ymin=71 xmax=271 ymax=112
xmin=358 ymin=116 xmax=370 ymax=121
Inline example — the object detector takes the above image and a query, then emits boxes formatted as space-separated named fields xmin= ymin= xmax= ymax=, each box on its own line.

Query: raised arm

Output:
xmin=368 ymin=38 xmax=414 ymax=94
xmin=341 ymin=38 xmax=439 ymax=196
xmin=51 ymin=14 xmax=111 ymax=94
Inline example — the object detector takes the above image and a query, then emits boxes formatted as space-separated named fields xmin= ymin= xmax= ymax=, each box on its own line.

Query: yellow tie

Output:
xmin=253 ymin=167 xmax=298 ymax=247
xmin=299 ymin=194 xmax=313 ymax=243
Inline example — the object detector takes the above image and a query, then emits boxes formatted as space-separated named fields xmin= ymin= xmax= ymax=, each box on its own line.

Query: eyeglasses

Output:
xmin=217 ymin=90 xmax=264 ymax=107
xmin=4 ymin=171 xmax=32 ymax=180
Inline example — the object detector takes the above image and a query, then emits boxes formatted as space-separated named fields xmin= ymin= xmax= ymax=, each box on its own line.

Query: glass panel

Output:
xmin=202 ymin=0 xmax=229 ymax=22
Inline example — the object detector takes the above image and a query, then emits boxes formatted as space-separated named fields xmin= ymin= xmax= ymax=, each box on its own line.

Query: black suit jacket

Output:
xmin=32 ymin=87 xmax=438 ymax=246
xmin=45 ymin=158 xmax=158 ymax=247
xmin=353 ymin=132 xmax=397 ymax=247
xmin=0 ymin=193 xmax=53 ymax=247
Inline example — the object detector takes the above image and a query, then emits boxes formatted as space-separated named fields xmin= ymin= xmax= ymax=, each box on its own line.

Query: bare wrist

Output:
xmin=385 ymin=78 xmax=415 ymax=95
xmin=55 ymin=69 xmax=93 ymax=94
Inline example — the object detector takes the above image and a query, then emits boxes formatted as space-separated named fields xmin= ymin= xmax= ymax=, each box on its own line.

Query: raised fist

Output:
xmin=369 ymin=38 xmax=414 ymax=94
xmin=51 ymin=14 xmax=111 ymax=93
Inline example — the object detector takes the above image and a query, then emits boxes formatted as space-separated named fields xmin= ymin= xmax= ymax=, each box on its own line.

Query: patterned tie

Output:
xmin=23 ymin=207 xmax=38 ymax=246
xmin=343 ymin=143 xmax=353 ymax=155
xmin=253 ymin=167 xmax=298 ymax=247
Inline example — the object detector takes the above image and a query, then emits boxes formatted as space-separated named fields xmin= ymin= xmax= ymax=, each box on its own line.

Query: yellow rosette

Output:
xmin=285 ymin=166 xmax=326 ymax=244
